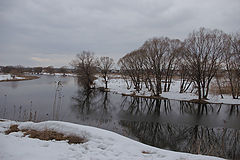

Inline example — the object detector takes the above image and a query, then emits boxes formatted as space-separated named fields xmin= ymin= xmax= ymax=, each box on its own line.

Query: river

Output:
xmin=0 ymin=75 xmax=239 ymax=159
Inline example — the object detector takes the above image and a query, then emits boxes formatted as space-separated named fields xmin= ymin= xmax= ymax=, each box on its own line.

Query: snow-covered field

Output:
xmin=0 ymin=120 xmax=223 ymax=160
xmin=0 ymin=74 xmax=25 ymax=81
xmin=95 ymin=75 xmax=240 ymax=105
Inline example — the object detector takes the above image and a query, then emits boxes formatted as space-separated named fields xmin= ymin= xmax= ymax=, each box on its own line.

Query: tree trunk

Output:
xmin=197 ymin=81 xmax=202 ymax=100
xmin=105 ymin=81 xmax=108 ymax=89
xmin=216 ymin=77 xmax=224 ymax=99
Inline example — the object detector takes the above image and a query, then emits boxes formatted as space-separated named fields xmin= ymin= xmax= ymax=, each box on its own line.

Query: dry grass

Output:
xmin=5 ymin=124 xmax=20 ymax=134
xmin=5 ymin=124 xmax=86 ymax=144
xmin=171 ymin=75 xmax=181 ymax=80
xmin=210 ymin=82 xmax=232 ymax=95
xmin=142 ymin=151 xmax=153 ymax=154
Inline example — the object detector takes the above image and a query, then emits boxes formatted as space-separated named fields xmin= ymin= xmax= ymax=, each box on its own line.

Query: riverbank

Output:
xmin=0 ymin=119 xmax=223 ymax=160
xmin=94 ymin=75 xmax=240 ymax=105
xmin=0 ymin=74 xmax=39 ymax=82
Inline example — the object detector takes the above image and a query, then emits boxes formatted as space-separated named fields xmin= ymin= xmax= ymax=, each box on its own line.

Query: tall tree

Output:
xmin=162 ymin=39 xmax=182 ymax=92
xmin=142 ymin=37 xmax=170 ymax=96
xmin=118 ymin=49 xmax=145 ymax=92
xmin=224 ymin=33 xmax=240 ymax=99
xmin=184 ymin=28 xmax=226 ymax=99
xmin=71 ymin=51 xmax=97 ymax=90
xmin=33 ymin=67 xmax=43 ymax=74
xmin=59 ymin=66 xmax=68 ymax=76
xmin=97 ymin=56 xmax=114 ymax=89
xmin=45 ymin=66 xmax=54 ymax=74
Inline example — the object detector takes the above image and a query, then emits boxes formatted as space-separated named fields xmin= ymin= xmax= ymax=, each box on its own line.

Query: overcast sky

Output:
xmin=0 ymin=0 xmax=239 ymax=67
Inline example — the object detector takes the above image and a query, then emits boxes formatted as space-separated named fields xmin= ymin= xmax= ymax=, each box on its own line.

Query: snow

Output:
xmin=0 ymin=120 xmax=224 ymax=160
xmin=41 ymin=72 xmax=77 ymax=76
xmin=94 ymin=75 xmax=240 ymax=105
xmin=0 ymin=74 xmax=25 ymax=81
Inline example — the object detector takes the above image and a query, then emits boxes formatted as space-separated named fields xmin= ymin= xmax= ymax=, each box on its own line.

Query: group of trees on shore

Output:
xmin=71 ymin=28 xmax=239 ymax=100
xmin=71 ymin=51 xmax=114 ymax=90
xmin=118 ymin=28 xmax=240 ymax=99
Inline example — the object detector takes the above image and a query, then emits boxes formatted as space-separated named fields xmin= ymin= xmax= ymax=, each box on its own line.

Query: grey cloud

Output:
xmin=0 ymin=0 xmax=239 ymax=67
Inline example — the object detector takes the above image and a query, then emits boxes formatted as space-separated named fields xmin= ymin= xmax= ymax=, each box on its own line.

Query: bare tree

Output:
xmin=59 ymin=66 xmax=68 ymax=76
xmin=184 ymin=28 xmax=226 ymax=99
xmin=179 ymin=62 xmax=193 ymax=93
xmin=97 ymin=56 xmax=114 ymax=89
xmin=118 ymin=49 xmax=145 ymax=92
xmin=118 ymin=37 xmax=181 ymax=96
xmin=1 ymin=66 xmax=11 ymax=73
xmin=33 ymin=67 xmax=43 ymax=74
xmin=15 ymin=65 xmax=24 ymax=74
xmin=163 ymin=39 xmax=182 ymax=92
xmin=45 ymin=66 xmax=54 ymax=74
xmin=224 ymin=33 xmax=240 ymax=99
xmin=71 ymin=51 xmax=97 ymax=90
xmin=142 ymin=37 xmax=170 ymax=96
xmin=215 ymin=69 xmax=225 ymax=99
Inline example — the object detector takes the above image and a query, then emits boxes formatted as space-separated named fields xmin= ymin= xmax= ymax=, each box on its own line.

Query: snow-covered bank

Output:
xmin=94 ymin=76 xmax=240 ymax=105
xmin=41 ymin=72 xmax=77 ymax=76
xmin=0 ymin=74 xmax=25 ymax=81
xmin=0 ymin=120 xmax=223 ymax=160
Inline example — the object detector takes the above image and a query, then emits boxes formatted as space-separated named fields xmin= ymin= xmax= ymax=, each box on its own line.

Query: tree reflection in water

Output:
xmin=179 ymin=101 xmax=214 ymax=115
xmin=71 ymin=92 xmax=240 ymax=159
xmin=120 ymin=97 xmax=172 ymax=116
xmin=229 ymin=105 xmax=239 ymax=116
xmin=71 ymin=89 xmax=114 ymax=120
xmin=121 ymin=121 xmax=239 ymax=159
xmin=120 ymin=96 xmax=240 ymax=159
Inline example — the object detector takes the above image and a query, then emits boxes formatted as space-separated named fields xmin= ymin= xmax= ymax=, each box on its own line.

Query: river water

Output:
xmin=0 ymin=75 xmax=239 ymax=159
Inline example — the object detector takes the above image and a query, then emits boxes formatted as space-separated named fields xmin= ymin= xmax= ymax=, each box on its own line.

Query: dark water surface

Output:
xmin=0 ymin=75 xmax=239 ymax=159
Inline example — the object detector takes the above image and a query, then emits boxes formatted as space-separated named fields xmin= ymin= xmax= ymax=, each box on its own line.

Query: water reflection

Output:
xmin=72 ymin=89 xmax=101 ymax=115
xmin=229 ymin=105 xmax=239 ymax=116
xmin=70 ymin=92 xmax=240 ymax=159
xmin=120 ymin=97 xmax=172 ymax=115
xmin=52 ymin=81 xmax=63 ymax=120
xmin=179 ymin=101 xmax=215 ymax=115
xmin=71 ymin=89 xmax=114 ymax=120
xmin=10 ymin=81 xmax=18 ymax=89
xmin=0 ymin=103 xmax=38 ymax=122
xmin=119 ymin=96 xmax=240 ymax=159
xmin=120 ymin=121 xmax=240 ymax=159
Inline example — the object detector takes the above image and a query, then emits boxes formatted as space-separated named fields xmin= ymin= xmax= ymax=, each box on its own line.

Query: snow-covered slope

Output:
xmin=0 ymin=120 xmax=223 ymax=160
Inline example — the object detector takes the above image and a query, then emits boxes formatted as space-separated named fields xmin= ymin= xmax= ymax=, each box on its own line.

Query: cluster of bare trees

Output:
xmin=118 ymin=38 xmax=181 ymax=96
xmin=183 ymin=28 xmax=226 ymax=99
xmin=118 ymin=28 xmax=240 ymax=99
xmin=71 ymin=51 xmax=114 ymax=90
xmin=118 ymin=37 xmax=183 ymax=96
xmin=1 ymin=65 xmax=25 ymax=75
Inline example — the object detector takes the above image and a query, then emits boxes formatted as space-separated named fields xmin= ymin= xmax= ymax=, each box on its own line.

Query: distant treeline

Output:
xmin=0 ymin=65 xmax=74 ymax=75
